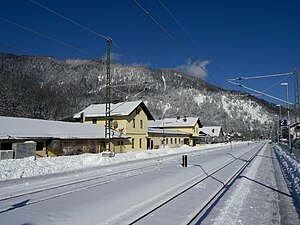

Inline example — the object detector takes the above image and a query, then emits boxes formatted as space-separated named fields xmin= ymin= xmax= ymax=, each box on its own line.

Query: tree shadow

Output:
xmin=227 ymin=153 xmax=248 ymax=162
xmin=239 ymin=175 xmax=291 ymax=197
xmin=193 ymin=150 xmax=261 ymax=224
xmin=193 ymin=164 xmax=225 ymax=186
xmin=0 ymin=199 xmax=30 ymax=213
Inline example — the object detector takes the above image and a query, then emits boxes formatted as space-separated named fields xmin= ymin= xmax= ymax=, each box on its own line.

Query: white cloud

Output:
xmin=176 ymin=58 xmax=210 ymax=78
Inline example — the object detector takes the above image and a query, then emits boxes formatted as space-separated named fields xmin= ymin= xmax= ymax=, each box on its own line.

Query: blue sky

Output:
xmin=0 ymin=0 xmax=299 ymax=106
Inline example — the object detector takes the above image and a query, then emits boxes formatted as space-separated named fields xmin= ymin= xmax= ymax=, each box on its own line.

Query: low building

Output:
xmin=147 ymin=127 xmax=191 ymax=149
xmin=148 ymin=116 xmax=203 ymax=146
xmin=230 ymin=131 xmax=243 ymax=141
xmin=199 ymin=126 xmax=224 ymax=143
xmin=0 ymin=116 xmax=126 ymax=157
xmin=73 ymin=101 xmax=154 ymax=152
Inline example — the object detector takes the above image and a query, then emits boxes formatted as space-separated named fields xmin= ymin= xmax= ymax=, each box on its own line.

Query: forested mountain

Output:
xmin=0 ymin=53 xmax=282 ymax=137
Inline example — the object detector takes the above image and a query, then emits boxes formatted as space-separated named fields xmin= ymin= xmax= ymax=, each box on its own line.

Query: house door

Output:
xmin=99 ymin=141 xmax=106 ymax=152
xmin=147 ymin=138 xmax=151 ymax=149
xmin=184 ymin=138 xmax=189 ymax=145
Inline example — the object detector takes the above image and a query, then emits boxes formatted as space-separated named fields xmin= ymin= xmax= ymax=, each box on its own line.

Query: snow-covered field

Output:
xmin=0 ymin=141 xmax=299 ymax=225
xmin=0 ymin=143 xmax=229 ymax=181
xmin=274 ymin=144 xmax=300 ymax=214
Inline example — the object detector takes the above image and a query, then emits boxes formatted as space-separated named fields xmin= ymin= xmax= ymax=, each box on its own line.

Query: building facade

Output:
xmin=73 ymin=101 xmax=154 ymax=152
xmin=147 ymin=127 xmax=191 ymax=149
xmin=148 ymin=116 xmax=203 ymax=147
xmin=0 ymin=116 xmax=126 ymax=158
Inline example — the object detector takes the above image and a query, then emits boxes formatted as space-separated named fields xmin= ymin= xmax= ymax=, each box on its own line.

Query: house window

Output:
xmin=132 ymin=139 xmax=135 ymax=149
xmin=178 ymin=138 xmax=181 ymax=144
xmin=166 ymin=138 xmax=168 ymax=144
xmin=36 ymin=142 xmax=44 ymax=151
xmin=140 ymin=120 xmax=143 ymax=129
xmin=0 ymin=142 xmax=12 ymax=150
xmin=133 ymin=119 xmax=136 ymax=128
xmin=92 ymin=119 xmax=97 ymax=124
xmin=121 ymin=141 xmax=123 ymax=145
xmin=175 ymin=138 xmax=177 ymax=144
xmin=171 ymin=138 xmax=173 ymax=144
xmin=139 ymin=138 xmax=142 ymax=148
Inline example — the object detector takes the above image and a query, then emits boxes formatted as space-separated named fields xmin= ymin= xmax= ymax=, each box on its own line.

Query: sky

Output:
xmin=0 ymin=0 xmax=299 ymax=106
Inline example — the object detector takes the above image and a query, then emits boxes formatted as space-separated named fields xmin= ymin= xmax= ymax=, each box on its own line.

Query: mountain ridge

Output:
xmin=0 ymin=53 xmax=281 ymax=137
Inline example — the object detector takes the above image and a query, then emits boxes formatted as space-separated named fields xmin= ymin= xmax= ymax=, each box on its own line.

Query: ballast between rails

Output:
xmin=186 ymin=142 xmax=266 ymax=225
xmin=0 ymin=142 xmax=256 ymax=215
xmin=128 ymin=142 xmax=266 ymax=225
xmin=0 ymin=143 xmax=237 ymax=202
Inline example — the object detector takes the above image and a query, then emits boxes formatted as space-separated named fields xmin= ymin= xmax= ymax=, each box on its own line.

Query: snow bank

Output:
xmin=274 ymin=144 xmax=300 ymax=213
xmin=0 ymin=143 xmax=228 ymax=181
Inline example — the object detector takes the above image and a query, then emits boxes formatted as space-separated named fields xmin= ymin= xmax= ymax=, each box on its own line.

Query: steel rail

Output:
xmin=0 ymin=143 xmax=256 ymax=215
xmin=0 ymin=143 xmax=232 ymax=202
xmin=128 ymin=142 xmax=266 ymax=225
xmin=186 ymin=143 xmax=266 ymax=225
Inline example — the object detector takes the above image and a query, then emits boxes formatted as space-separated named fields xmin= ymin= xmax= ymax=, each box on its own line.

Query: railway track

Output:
xmin=127 ymin=142 xmax=266 ymax=225
xmin=0 ymin=142 xmax=245 ymax=204
xmin=0 ymin=157 xmax=181 ymax=213
xmin=0 ymin=142 xmax=263 ymax=222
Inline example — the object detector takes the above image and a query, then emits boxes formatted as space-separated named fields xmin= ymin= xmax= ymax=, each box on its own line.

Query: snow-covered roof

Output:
xmin=148 ymin=128 xmax=191 ymax=136
xmin=73 ymin=101 xmax=154 ymax=120
xmin=0 ymin=116 xmax=125 ymax=140
xmin=200 ymin=126 xmax=223 ymax=137
xmin=148 ymin=117 xmax=202 ymax=128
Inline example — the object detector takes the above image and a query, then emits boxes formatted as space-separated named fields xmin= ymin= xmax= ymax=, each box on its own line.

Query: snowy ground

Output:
xmin=199 ymin=142 xmax=299 ymax=225
xmin=274 ymin=144 xmax=300 ymax=216
xmin=0 ymin=141 xmax=299 ymax=225
xmin=0 ymin=142 xmax=264 ymax=225
xmin=0 ymin=142 xmax=233 ymax=181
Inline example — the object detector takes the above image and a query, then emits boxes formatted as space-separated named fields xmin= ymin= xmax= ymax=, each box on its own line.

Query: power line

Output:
xmin=0 ymin=17 xmax=98 ymax=58
xmin=132 ymin=0 xmax=221 ymax=87
xmin=0 ymin=41 xmax=35 ymax=56
xmin=157 ymin=0 xmax=225 ymax=88
xmin=229 ymin=72 xmax=293 ymax=81
xmin=31 ymin=0 xmax=109 ymax=40
xmin=261 ymin=74 xmax=292 ymax=96
xmin=226 ymin=79 xmax=293 ymax=105
xmin=30 ymin=0 xmax=136 ymax=62
xmin=158 ymin=0 xmax=203 ymax=54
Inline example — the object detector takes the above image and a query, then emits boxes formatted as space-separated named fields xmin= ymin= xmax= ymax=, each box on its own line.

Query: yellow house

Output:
xmin=147 ymin=127 xmax=191 ymax=149
xmin=73 ymin=101 xmax=154 ymax=152
xmin=0 ymin=116 xmax=126 ymax=158
xmin=148 ymin=116 xmax=203 ymax=146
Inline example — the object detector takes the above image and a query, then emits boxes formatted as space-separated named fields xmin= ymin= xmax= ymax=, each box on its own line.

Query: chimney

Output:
xmin=80 ymin=112 xmax=85 ymax=123
xmin=183 ymin=116 xmax=187 ymax=122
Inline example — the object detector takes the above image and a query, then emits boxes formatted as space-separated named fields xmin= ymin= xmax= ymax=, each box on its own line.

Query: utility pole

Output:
xmin=226 ymin=71 xmax=295 ymax=146
xmin=281 ymin=82 xmax=291 ymax=152
xmin=294 ymin=68 xmax=300 ymax=138
xmin=224 ymin=112 xmax=227 ymax=142
xmin=105 ymin=38 xmax=112 ymax=153
xmin=276 ymin=104 xmax=282 ymax=143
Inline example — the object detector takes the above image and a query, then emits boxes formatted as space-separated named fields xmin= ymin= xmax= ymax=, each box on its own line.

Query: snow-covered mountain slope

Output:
xmin=0 ymin=53 xmax=282 ymax=135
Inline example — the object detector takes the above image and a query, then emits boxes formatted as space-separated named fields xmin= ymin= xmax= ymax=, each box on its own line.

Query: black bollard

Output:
xmin=182 ymin=155 xmax=188 ymax=167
